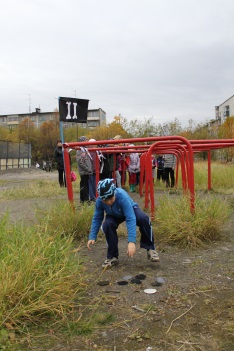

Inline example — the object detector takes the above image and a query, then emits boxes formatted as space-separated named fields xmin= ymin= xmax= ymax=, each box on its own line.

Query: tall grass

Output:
xmin=37 ymin=202 xmax=94 ymax=240
xmin=193 ymin=161 xmax=234 ymax=193
xmin=153 ymin=193 xmax=232 ymax=248
xmin=0 ymin=180 xmax=63 ymax=200
xmin=0 ymin=214 xmax=86 ymax=329
xmin=0 ymin=179 xmax=80 ymax=201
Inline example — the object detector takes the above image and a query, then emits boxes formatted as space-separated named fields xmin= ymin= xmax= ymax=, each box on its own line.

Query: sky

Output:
xmin=1 ymin=0 xmax=234 ymax=127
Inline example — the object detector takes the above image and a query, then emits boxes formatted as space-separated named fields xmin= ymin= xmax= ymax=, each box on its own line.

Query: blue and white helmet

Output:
xmin=78 ymin=136 xmax=87 ymax=142
xmin=97 ymin=178 xmax=116 ymax=200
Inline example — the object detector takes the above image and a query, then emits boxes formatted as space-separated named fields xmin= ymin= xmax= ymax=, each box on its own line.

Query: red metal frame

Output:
xmin=63 ymin=137 xmax=234 ymax=219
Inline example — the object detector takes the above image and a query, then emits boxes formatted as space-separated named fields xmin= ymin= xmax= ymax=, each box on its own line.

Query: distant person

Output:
xmin=87 ymin=178 xmax=159 ymax=268
xmin=164 ymin=154 xmax=176 ymax=188
xmin=125 ymin=145 xmax=140 ymax=192
xmin=115 ymin=153 xmax=122 ymax=188
xmin=54 ymin=140 xmax=66 ymax=187
xmin=99 ymin=142 xmax=114 ymax=180
xmin=113 ymin=135 xmax=125 ymax=186
xmin=88 ymin=138 xmax=97 ymax=202
xmin=76 ymin=136 xmax=93 ymax=204
xmin=151 ymin=155 xmax=156 ymax=183
xmin=156 ymin=155 xmax=165 ymax=182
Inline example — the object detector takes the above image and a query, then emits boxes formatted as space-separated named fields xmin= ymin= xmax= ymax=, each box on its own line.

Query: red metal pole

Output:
xmin=207 ymin=150 xmax=212 ymax=191
xmin=139 ymin=153 xmax=146 ymax=197
xmin=63 ymin=147 xmax=74 ymax=204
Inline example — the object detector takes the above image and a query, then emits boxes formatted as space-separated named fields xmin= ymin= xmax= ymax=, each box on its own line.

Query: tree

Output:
xmin=157 ymin=118 xmax=182 ymax=136
xmin=0 ymin=126 xmax=12 ymax=141
xmin=18 ymin=118 xmax=36 ymax=144
xmin=38 ymin=121 xmax=60 ymax=162
xmin=218 ymin=116 xmax=234 ymax=161
xmin=126 ymin=117 xmax=159 ymax=138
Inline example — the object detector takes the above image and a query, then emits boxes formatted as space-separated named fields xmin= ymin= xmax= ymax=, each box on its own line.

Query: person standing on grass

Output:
xmin=88 ymin=138 xmax=98 ymax=202
xmin=152 ymin=155 xmax=157 ymax=183
xmin=87 ymin=178 xmax=159 ymax=268
xmin=76 ymin=136 xmax=93 ymax=204
xmin=164 ymin=153 xmax=176 ymax=188
xmin=126 ymin=145 xmax=140 ymax=192
xmin=156 ymin=155 xmax=165 ymax=182
xmin=54 ymin=140 xmax=66 ymax=187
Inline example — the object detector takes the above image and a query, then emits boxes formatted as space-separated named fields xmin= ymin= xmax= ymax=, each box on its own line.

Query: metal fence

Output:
xmin=0 ymin=141 xmax=31 ymax=170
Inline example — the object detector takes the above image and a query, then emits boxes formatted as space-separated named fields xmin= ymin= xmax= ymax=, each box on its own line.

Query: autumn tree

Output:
xmin=157 ymin=118 xmax=182 ymax=136
xmin=126 ymin=117 xmax=159 ymax=138
xmin=38 ymin=121 xmax=60 ymax=162
xmin=0 ymin=126 xmax=12 ymax=141
xmin=90 ymin=115 xmax=129 ymax=141
xmin=218 ymin=116 xmax=234 ymax=161
xmin=18 ymin=118 xmax=36 ymax=144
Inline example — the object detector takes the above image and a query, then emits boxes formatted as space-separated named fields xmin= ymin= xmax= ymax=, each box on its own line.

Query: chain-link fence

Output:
xmin=0 ymin=141 xmax=31 ymax=170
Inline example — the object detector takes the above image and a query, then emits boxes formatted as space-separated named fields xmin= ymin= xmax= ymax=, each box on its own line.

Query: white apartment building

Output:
xmin=215 ymin=94 xmax=234 ymax=124
xmin=0 ymin=107 xmax=106 ymax=129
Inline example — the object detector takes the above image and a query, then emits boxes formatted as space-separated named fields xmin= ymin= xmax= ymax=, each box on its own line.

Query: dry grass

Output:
xmin=153 ymin=193 xmax=232 ymax=248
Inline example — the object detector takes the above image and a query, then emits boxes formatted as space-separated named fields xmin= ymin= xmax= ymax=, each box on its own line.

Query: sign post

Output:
xmin=58 ymin=96 xmax=89 ymax=203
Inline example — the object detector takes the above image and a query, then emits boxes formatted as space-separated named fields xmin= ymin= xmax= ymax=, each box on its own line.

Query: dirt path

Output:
xmin=0 ymin=169 xmax=233 ymax=351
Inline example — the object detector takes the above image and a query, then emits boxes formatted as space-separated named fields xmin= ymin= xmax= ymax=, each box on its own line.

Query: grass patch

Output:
xmin=0 ymin=180 xmax=63 ymax=201
xmin=0 ymin=214 xmax=86 ymax=334
xmin=37 ymin=202 xmax=95 ymax=241
xmin=0 ymin=178 xmax=81 ymax=201
xmin=193 ymin=161 xmax=234 ymax=193
xmin=154 ymin=193 xmax=232 ymax=248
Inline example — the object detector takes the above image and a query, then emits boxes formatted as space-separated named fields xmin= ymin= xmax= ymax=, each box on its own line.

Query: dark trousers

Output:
xmin=58 ymin=169 xmax=66 ymax=187
xmin=89 ymin=173 xmax=96 ymax=201
xmin=80 ymin=174 xmax=90 ymax=203
xmin=102 ymin=207 xmax=155 ymax=259
xmin=157 ymin=169 xmax=164 ymax=181
xmin=164 ymin=167 xmax=175 ymax=188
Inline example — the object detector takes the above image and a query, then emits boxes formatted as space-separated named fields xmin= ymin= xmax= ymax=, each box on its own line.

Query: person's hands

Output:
xmin=127 ymin=242 xmax=136 ymax=257
xmin=87 ymin=240 xmax=95 ymax=251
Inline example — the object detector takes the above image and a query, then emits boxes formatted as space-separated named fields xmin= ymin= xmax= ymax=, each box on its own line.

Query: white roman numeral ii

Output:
xmin=66 ymin=102 xmax=78 ymax=120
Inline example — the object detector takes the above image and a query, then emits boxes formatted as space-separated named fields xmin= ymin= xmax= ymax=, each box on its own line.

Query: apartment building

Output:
xmin=204 ymin=94 xmax=234 ymax=137
xmin=0 ymin=107 xmax=106 ymax=129
xmin=215 ymin=94 xmax=234 ymax=124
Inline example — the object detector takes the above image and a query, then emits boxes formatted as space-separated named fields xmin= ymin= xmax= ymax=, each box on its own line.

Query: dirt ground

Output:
xmin=0 ymin=169 xmax=233 ymax=351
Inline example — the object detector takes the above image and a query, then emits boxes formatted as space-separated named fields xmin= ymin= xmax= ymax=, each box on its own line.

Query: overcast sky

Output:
xmin=1 ymin=0 xmax=234 ymax=127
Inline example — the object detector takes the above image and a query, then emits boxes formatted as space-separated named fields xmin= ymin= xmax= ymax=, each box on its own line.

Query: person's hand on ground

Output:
xmin=87 ymin=240 xmax=95 ymax=251
xmin=127 ymin=242 xmax=136 ymax=257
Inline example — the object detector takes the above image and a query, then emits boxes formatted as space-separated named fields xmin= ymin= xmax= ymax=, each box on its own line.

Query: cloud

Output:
xmin=0 ymin=0 xmax=234 ymax=127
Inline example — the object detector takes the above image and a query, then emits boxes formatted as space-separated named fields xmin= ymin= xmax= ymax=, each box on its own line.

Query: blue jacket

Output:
xmin=88 ymin=188 xmax=138 ymax=243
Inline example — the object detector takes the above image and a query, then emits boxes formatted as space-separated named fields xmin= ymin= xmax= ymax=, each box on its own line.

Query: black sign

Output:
xmin=59 ymin=97 xmax=89 ymax=123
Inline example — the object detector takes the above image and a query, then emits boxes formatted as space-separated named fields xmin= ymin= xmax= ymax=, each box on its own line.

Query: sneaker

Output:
xmin=102 ymin=257 xmax=119 ymax=268
xmin=147 ymin=250 xmax=160 ymax=262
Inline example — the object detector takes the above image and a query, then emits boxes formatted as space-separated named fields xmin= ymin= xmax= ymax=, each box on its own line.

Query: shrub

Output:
xmin=0 ymin=214 xmax=86 ymax=328
xmin=39 ymin=202 xmax=94 ymax=240
xmin=153 ymin=194 xmax=232 ymax=248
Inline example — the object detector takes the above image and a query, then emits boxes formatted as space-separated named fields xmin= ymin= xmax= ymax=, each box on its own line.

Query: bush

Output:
xmin=0 ymin=214 xmax=86 ymax=328
xmin=39 ymin=202 xmax=95 ymax=240
xmin=153 ymin=194 xmax=232 ymax=248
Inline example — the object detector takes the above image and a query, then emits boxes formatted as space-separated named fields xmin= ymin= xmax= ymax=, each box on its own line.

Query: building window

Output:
xmin=88 ymin=111 xmax=98 ymax=117
xmin=224 ymin=105 xmax=229 ymax=117
xmin=39 ymin=116 xmax=47 ymax=121
xmin=8 ymin=117 xmax=18 ymax=122
xmin=88 ymin=121 xmax=99 ymax=127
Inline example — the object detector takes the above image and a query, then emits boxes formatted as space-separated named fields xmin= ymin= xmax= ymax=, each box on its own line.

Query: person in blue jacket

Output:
xmin=87 ymin=178 xmax=159 ymax=268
